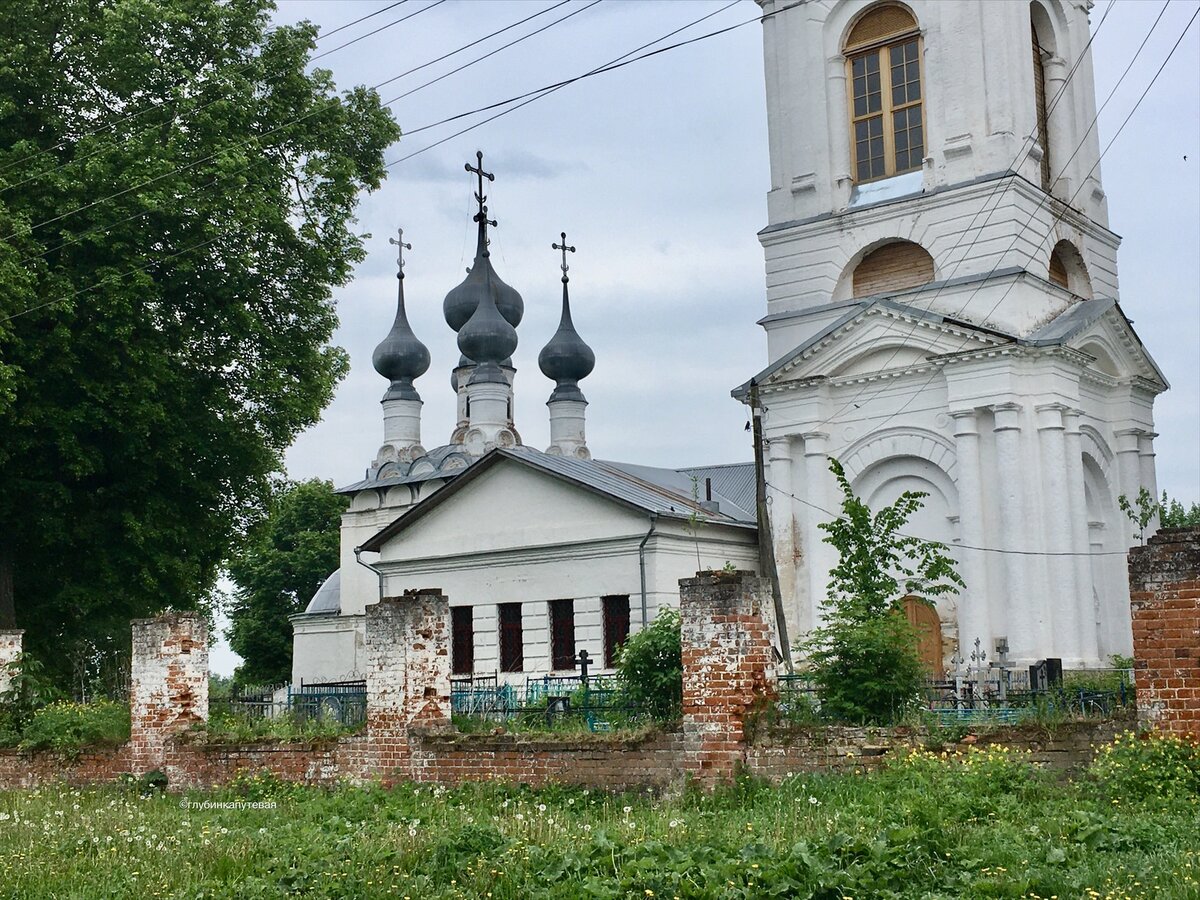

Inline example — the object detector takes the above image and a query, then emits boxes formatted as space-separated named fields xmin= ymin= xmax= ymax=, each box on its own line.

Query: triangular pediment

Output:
xmin=754 ymin=301 xmax=1008 ymax=388
xmin=1065 ymin=306 xmax=1167 ymax=388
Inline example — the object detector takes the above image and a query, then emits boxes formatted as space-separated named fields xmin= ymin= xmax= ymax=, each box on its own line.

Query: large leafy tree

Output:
xmin=0 ymin=0 xmax=398 ymax=682
xmin=803 ymin=458 xmax=964 ymax=724
xmin=226 ymin=479 xmax=347 ymax=687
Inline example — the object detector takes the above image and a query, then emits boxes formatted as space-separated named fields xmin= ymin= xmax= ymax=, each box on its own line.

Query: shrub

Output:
xmin=17 ymin=699 xmax=130 ymax=755
xmin=802 ymin=459 xmax=963 ymax=725
xmin=614 ymin=608 xmax=682 ymax=721
xmin=1089 ymin=730 xmax=1200 ymax=802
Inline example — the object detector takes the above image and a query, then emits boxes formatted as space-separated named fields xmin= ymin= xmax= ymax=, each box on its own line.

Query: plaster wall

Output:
xmin=758 ymin=0 xmax=1107 ymax=228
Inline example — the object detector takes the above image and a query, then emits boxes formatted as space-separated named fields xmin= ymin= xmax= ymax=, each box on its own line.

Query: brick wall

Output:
xmin=129 ymin=613 xmax=208 ymax=773
xmin=0 ymin=629 xmax=22 ymax=695
xmin=680 ymin=571 xmax=777 ymax=784
xmin=747 ymin=720 xmax=1124 ymax=779
xmin=409 ymin=729 xmax=684 ymax=790
xmin=366 ymin=590 xmax=452 ymax=783
xmin=1129 ymin=526 xmax=1200 ymax=737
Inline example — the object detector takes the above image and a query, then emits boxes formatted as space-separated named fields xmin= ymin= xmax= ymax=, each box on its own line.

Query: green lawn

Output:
xmin=0 ymin=734 xmax=1197 ymax=899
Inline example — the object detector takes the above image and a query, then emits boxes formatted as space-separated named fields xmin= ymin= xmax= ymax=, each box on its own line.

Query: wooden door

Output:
xmin=902 ymin=596 xmax=944 ymax=676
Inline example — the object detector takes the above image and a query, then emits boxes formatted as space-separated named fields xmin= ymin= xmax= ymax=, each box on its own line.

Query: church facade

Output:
xmin=290 ymin=159 xmax=759 ymax=687
xmin=741 ymin=0 xmax=1166 ymax=666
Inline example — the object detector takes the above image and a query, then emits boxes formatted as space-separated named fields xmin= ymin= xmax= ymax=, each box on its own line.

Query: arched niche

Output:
xmin=851 ymin=454 xmax=959 ymax=547
xmin=849 ymin=240 xmax=935 ymax=298
xmin=1048 ymin=239 xmax=1093 ymax=298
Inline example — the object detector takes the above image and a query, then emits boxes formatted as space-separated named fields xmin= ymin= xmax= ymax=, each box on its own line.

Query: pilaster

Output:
xmin=1064 ymin=409 xmax=1099 ymax=663
xmin=992 ymin=403 xmax=1036 ymax=661
xmin=950 ymin=410 xmax=990 ymax=656
xmin=801 ymin=431 xmax=834 ymax=632
xmin=1036 ymin=403 xmax=1079 ymax=662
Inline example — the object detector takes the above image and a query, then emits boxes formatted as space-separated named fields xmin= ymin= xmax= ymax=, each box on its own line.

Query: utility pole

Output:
xmin=750 ymin=379 xmax=793 ymax=673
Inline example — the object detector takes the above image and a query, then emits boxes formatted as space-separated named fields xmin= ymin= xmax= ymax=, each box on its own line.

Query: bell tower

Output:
xmin=744 ymin=1 xmax=1167 ymax=667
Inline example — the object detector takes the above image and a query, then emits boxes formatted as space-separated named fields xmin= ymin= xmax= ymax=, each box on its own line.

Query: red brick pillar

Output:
xmin=680 ymin=571 xmax=777 ymax=784
xmin=129 ymin=613 xmax=208 ymax=772
xmin=1129 ymin=527 xmax=1200 ymax=737
xmin=0 ymin=629 xmax=23 ymax=696
xmin=365 ymin=589 xmax=451 ymax=784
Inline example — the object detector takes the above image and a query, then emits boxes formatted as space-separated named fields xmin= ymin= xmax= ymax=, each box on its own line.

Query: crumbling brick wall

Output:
xmin=680 ymin=571 xmax=777 ymax=783
xmin=129 ymin=613 xmax=208 ymax=774
xmin=0 ymin=629 xmax=23 ymax=695
xmin=366 ymin=589 xmax=451 ymax=783
xmin=1129 ymin=527 xmax=1200 ymax=737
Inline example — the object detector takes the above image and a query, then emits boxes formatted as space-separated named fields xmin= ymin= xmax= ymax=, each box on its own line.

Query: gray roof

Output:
xmin=337 ymin=444 xmax=475 ymax=494
xmin=601 ymin=460 xmax=756 ymax=522
xmin=302 ymin=569 xmax=341 ymax=615
xmin=359 ymin=446 xmax=756 ymax=553
xmin=733 ymin=291 xmax=1167 ymax=399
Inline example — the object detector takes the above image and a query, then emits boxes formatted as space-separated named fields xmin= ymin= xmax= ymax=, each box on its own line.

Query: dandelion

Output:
xmin=809 ymin=796 xmax=820 ymax=805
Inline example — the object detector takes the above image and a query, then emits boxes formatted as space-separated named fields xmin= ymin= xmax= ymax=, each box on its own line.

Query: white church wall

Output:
xmin=291 ymin=615 xmax=365 ymax=685
xmin=759 ymin=0 xmax=1108 ymax=229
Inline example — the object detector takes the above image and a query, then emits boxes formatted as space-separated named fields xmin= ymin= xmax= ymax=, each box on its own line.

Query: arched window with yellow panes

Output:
xmin=845 ymin=3 xmax=925 ymax=183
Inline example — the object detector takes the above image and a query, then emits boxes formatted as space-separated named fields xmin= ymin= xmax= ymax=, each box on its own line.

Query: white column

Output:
xmin=381 ymin=398 xmax=423 ymax=451
xmin=802 ymin=432 xmax=835 ymax=631
xmin=950 ymin=410 xmax=991 ymax=657
xmin=1064 ymin=409 xmax=1099 ymax=664
xmin=1114 ymin=428 xmax=1144 ymax=507
xmin=992 ymin=403 xmax=1037 ymax=662
xmin=1043 ymin=55 xmax=1071 ymax=197
xmin=1036 ymin=403 xmax=1079 ymax=663
xmin=1138 ymin=432 xmax=1160 ymax=535
xmin=463 ymin=380 xmax=511 ymax=455
xmin=768 ymin=437 xmax=801 ymax=634
xmin=546 ymin=399 xmax=588 ymax=459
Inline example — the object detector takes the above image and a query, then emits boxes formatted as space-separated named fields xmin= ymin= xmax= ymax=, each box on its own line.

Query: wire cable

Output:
xmin=0 ymin=1 xmax=410 ymax=182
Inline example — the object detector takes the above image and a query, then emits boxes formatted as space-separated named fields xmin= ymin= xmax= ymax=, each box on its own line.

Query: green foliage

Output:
xmin=614 ymin=608 xmax=682 ymax=721
xmin=226 ymin=478 xmax=348 ymax=686
xmin=1090 ymin=730 xmax=1200 ymax=803
xmin=1 ymin=738 xmax=1197 ymax=897
xmin=1119 ymin=487 xmax=1161 ymax=544
xmin=1160 ymin=491 xmax=1200 ymax=528
xmin=0 ymin=652 xmax=65 ymax=743
xmin=14 ymin=699 xmax=129 ymax=754
xmin=0 ymin=0 xmax=399 ymax=685
xmin=203 ymin=709 xmax=360 ymax=745
xmin=803 ymin=458 xmax=964 ymax=724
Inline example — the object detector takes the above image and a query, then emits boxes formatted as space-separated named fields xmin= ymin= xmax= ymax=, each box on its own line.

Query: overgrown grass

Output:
xmin=0 ymin=732 xmax=1196 ymax=898
xmin=201 ymin=711 xmax=362 ymax=745
xmin=0 ymin=699 xmax=130 ymax=755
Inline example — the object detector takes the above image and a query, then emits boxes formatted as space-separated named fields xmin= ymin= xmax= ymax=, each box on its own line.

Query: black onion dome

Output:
xmin=458 ymin=265 xmax=517 ymax=384
xmin=539 ymin=279 xmax=594 ymax=402
xmin=372 ymin=265 xmax=430 ymax=401
xmin=443 ymin=221 xmax=524 ymax=332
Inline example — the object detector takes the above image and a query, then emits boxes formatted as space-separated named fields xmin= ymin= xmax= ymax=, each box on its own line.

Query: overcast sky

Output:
xmin=211 ymin=0 xmax=1200 ymax=675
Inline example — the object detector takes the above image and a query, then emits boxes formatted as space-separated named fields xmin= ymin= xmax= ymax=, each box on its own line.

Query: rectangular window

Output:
xmin=602 ymin=595 xmax=631 ymax=668
xmin=549 ymin=599 xmax=576 ymax=671
xmin=451 ymin=606 xmax=474 ymax=676
xmin=499 ymin=603 xmax=523 ymax=673
xmin=849 ymin=37 xmax=923 ymax=183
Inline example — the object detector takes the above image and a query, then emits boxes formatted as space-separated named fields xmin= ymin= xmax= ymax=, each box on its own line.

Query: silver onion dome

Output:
xmin=538 ymin=233 xmax=594 ymax=402
xmin=372 ymin=228 xmax=430 ymax=401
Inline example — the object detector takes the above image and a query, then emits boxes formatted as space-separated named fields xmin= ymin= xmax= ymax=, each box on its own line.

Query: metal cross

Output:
xmin=552 ymin=231 xmax=576 ymax=277
xmin=465 ymin=150 xmax=497 ymax=226
xmin=388 ymin=227 xmax=411 ymax=275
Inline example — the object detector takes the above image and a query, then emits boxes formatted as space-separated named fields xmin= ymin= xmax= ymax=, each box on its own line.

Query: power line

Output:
xmin=386 ymin=0 xmax=769 ymax=164
xmin=842 ymin=2 xmax=1194 ymax=437
xmin=311 ymin=0 xmax=445 ymax=62
xmin=761 ymin=479 xmax=1134 ymax=558
xmin=768 ymin=0 xmax=1171 ymax=436
xmin=0 ymin=0 xmax=597 ymax=242
xmin=0 ymin=1 xmax=411 ymax=184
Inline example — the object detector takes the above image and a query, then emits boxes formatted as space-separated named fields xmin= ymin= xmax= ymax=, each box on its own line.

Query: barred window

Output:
xmin=451 ymin=606 xmax=474 ymax=676
xmin=549 ymin=599 xmax=576 ymax=671
xmin=499 ymin=602 xmax=523 ymax=673
xmin=602 ymin=595 xmax=631 ymax=668
xmin=845 ymin=4 xmax=924 ymax=183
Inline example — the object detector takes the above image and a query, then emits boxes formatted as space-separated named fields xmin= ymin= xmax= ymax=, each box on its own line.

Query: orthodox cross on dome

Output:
xmin=465 ymin=150 xmax=497 ymax=227
xmin=552 ymin=231 xmax=576 ymax=281
xmin=388 ymin=227 xmax=411 ymax=277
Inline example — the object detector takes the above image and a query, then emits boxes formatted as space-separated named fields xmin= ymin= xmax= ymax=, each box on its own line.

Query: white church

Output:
xmin=291 ymin=0 xmax=1166 ymax=684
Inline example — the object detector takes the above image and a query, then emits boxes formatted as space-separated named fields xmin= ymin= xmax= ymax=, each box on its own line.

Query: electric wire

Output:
xmin=836 ymin=2 xmax=1194 ymax=439
xmin=768 ymin=0 xmax=1171 ymax=441
xmin=0 ymin=1 xmax=410 ymax=183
